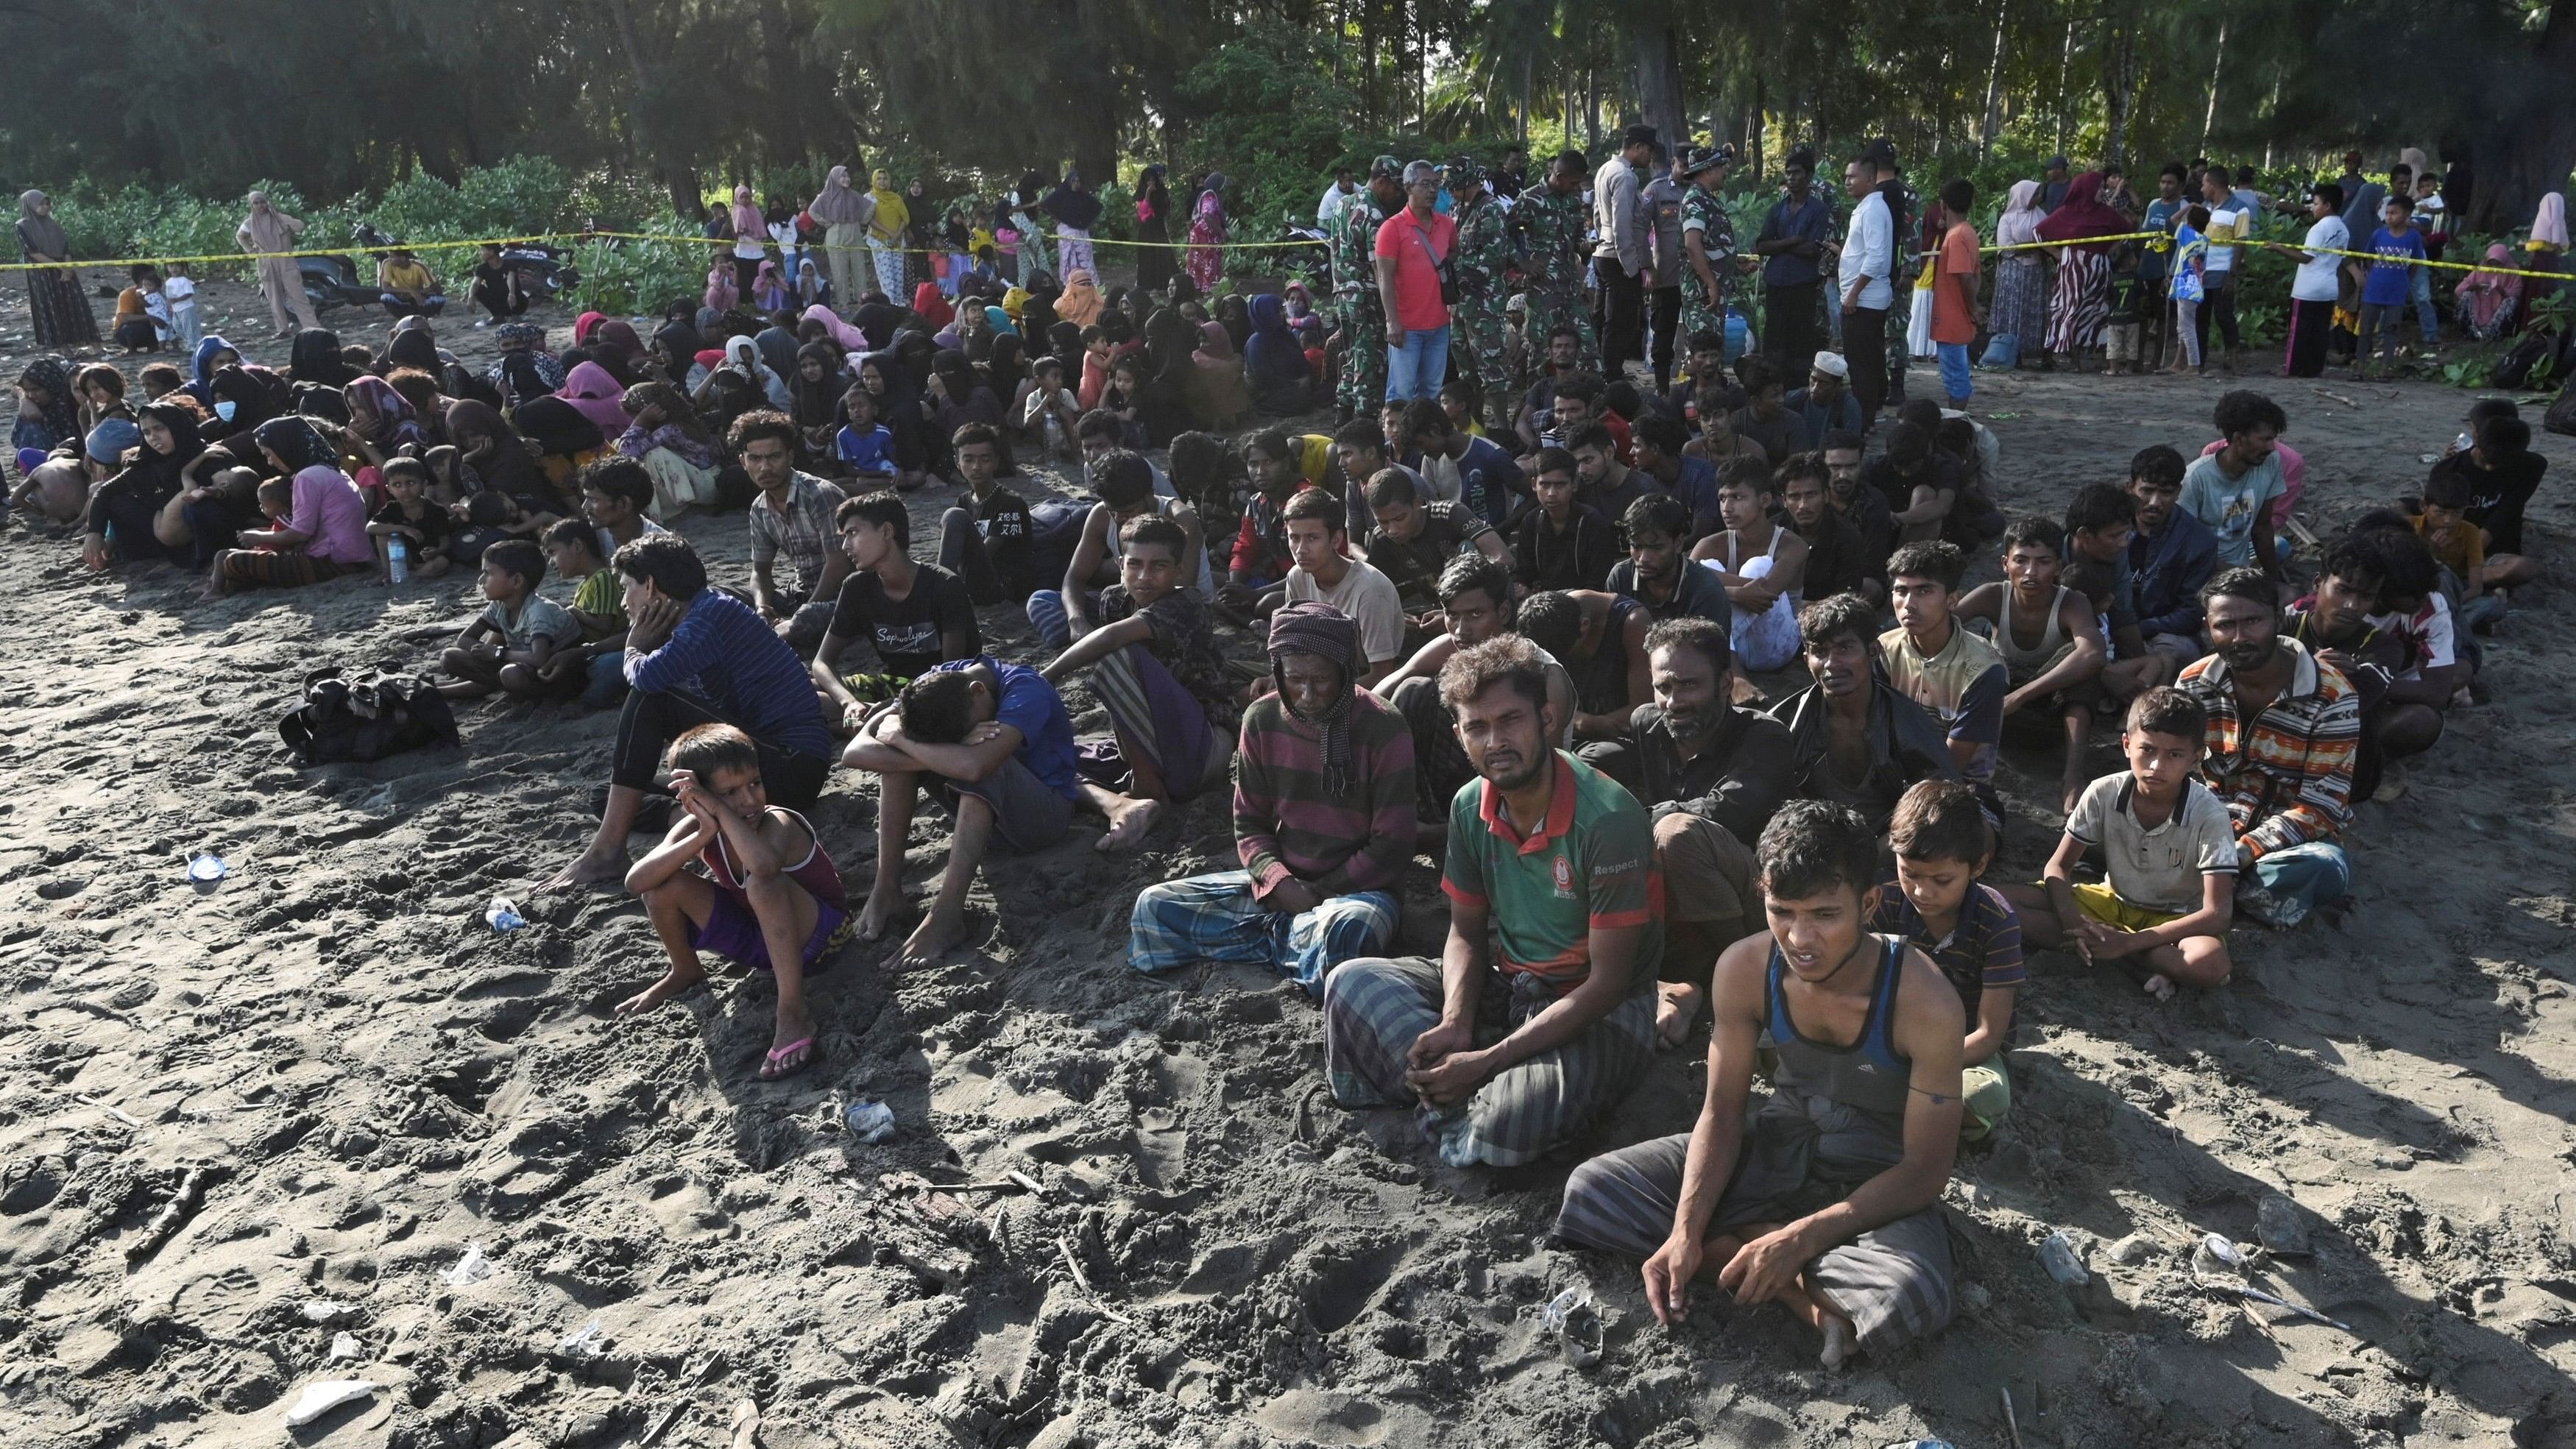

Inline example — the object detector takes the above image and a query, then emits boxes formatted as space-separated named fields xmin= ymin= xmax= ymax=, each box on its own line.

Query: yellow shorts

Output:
xmin=2068 ymin=881 xmax=2184 ymax=932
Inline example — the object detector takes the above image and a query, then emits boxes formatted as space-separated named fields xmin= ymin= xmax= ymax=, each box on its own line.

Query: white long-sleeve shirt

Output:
xmin=1318 ymin=181 xmax=1353 ymax=230
xmin=1836 ymin=189 xmax=1894 ymax=311
xmin=1592 ymin=157 xmax=1646 ymax=272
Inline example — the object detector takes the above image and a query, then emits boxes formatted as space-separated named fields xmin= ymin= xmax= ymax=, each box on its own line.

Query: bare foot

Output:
xmin=539 ymin=848 xmax=627 ymax=893
xmin=856 ymin=882 xmax=907 ymax=942
xmin=2062 ymin=778 xmax=2086 ymax=816
xmin=616 ymin=962 xmax=707 ymax=1015
xmin=1094 ymin=797 xmax=1162 ymax=853
xmin=1655 ymin=980 xmax=1704 ymax=1048
xmin=757 ymin=1003 xmax=817 ymax=1079
xmin=898 ymin=905 xmax=970 ymax=969
xmin=2141 ymin=973 xmax=2177 ymax=1003
xmin=1818 ymin=1311 xmax=1858 ymax=1370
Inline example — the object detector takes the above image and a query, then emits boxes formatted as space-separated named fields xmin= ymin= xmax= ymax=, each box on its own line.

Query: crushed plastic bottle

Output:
xmin=845 ymin=1099 xmax=896 ymax=1144
xmin=440 ymin=1244 xmax=495 ymax=1286
xmin=2037 ymin=1230 xmax=2090 ymax=1286
xmin=386 ymin=534 xmax=409 ymax=584
xmin=484 ymin=897 xmax=526 ymax=932
xmin=1540 ymin=1286 xmax=1602 ymax=1368
xmin=186 ymin=853 xmax=230 ymax=883
xmin=559 ymin=1317 xmax=605 ymax=1356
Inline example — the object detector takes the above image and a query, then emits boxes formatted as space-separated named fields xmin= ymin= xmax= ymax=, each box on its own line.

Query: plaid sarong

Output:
xmin=1553 ymin=1091 xmax=1956 ymax=1354
xmin=1323 ymin=955 xmax=1657 ymax=1168
xmin=1128 ymin=871 xmax=1398 ymax=994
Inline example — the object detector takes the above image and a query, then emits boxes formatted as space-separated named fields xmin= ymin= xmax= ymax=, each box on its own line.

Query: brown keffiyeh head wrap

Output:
xmin=1269 ymin=601 xmax=1360 ymax=796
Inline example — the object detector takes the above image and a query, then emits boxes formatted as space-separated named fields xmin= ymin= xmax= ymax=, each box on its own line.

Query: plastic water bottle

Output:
xmin=1043 ymin=411 xmax=1068 ymax=457
xmin=387 ymin=534 xmax=409 ymax=583
xmin=484 ymin=896 xmax=525 ymax=932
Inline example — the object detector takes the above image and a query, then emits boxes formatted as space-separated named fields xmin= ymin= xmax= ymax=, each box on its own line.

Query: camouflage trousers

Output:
xmin=1454 ymin=300 xmax=1515 ymax=433
xmin=1523 ymin=286 xmax=1599 ymax=374
xmin=1337 ymin=295 xmax=1387 ymax=415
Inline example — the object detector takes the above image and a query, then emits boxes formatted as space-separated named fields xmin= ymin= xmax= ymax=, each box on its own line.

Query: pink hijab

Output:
xmin=555 ymin=362 xmax=630 ymax=435
xmin=705 ymin=264 xmax=738 ymax=313
xmin=730 ymin=185 xmax=764 ymax=241
xmin=801 ymin=302 xmax=868 ymax=352
xmin=2531 ymin=192 xmax=2569 ymax=249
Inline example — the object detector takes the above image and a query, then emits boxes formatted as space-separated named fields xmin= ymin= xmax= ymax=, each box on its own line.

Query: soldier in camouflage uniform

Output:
xmin=1676 ymin=145 xmax=1739 ymax=351
xmin=1333 ymin=155 xmax=1406 ymax=419
xmin=1446 ymin=157 xmax=1516 ymax=436
xmin=1511 ymin=150 xmax=1598 ymax=376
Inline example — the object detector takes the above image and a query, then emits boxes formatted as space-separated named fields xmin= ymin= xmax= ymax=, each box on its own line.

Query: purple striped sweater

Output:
xmin=1234 ymin=690 xmax=1418 ymax=896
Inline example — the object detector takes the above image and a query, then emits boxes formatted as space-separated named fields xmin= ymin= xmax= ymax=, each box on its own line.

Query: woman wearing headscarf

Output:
xmin=1184 ymin=320 xmax=1250 ymax=430
xmin=904 ymin=178 xmax=938 ymax=283
xmin=809 ymin=165 xmax=875 ymax=311
xmin=442 ymin=398 xmax=556 ymax=518
xmin=1186 ymin=174 xmax=1228 ymax=294
xmin=802 ymin=302 xmax=870 ymax=355
xmin=788 ymin=341 xmax=849 ymax=461
xmin=1213 ymin=294 xmax=1252 ymax=356
xmin=867 ymin=170 xmax=912 ymax=303
xmin=486 ymin=322 xmax=566 ymax=408
xmin=209 ymin=417 xmax=372 ymax=594
xmin=1056 ymin=269 xmax=1105 ymax=328
xmin=798 ymin=258 xmax=833 ymax=312
xmin=854 ymin=299 xmax=904 ymax=352
xmin=1045 ymin=171 xmax=1103 ymax=281
xmin=289 ymin=328 xmax=353 ymax=389
xmin=555 ymin=361 xmax=632 ymax=437
xmin=704 ymin=258 xmax=740 ymax=316
xmin=237 ymin=191 xmax=324 ymax=339
xmin=911 ymin=281 xmax=955 ymax=333
xmin=983 ymin=333 xmax=1030 ymax=408
xmin=2522 ymin=192 xmax=2568 ymax=332
xmin=725 ymin=185 xmax=768 ymax=300
xmin=614 ymin=382 xmax=722 ymax=520
xmin=1982 ymin=180 xmax=2050 ymax=369
xmin=2034 ymin=171 xmax=2129 ymax=368
xmin=752 ymin=259 xmax=794 ymax=314
xmin=1135 ymin=165 xmax=1175 ymax=295
xmin=344 ymin=374 xmax=428 ymax=464
xmin=83 ymin=398 xmax=207 ymax=569
xmin=1134 ymin=309 xmax=1196 ymax=446
xmin=2456 ymin=243 xmax=2524 ymax=342
xmin=1244 ymin=292 xmax=1314 ymax=414
xmin=1281 ymin=280 xmax=1326 ymax=348
xmin=13 ymin=355 xmax=80 ymax=458
xmin=17 ymin=191 xmax=99 ymax=347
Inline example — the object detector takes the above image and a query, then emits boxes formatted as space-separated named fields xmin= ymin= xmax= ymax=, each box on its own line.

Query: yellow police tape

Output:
xmin=1981 ymin=229 xmax=2568 ymax=281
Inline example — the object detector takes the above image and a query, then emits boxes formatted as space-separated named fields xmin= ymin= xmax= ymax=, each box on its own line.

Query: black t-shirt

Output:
xmin=829 ymin=562 xmax=981 ymax=679
xmin=371 ymin=497 xmax=452 ymax=550
xmin=1366 ymin=500 xmax=1495 ymax=606
xmin=1864 ymin=453 xmax=1961 ymax=523
xmin=2435 ymin=449 xmax=2547 ymax=556
xmin=965 ymin=483 xmax=1038 ymax=596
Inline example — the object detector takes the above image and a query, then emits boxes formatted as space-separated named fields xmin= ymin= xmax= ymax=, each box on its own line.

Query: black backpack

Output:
xmin=280 ymin=668 xmax=460 ymax=766
xmin=2547 ymin=378 xmax=2576 ymax=439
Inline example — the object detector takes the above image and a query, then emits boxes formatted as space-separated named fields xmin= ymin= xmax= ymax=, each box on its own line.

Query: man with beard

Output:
xmin=1378 ymin=555 xmax=1577 ymax=833
xmin=1616 ymin=617 xmax=1796 ymax=1044
xmin=1764 ymin=593 xmax=1959 ymax=830
xmin=1554 ymin=800 xmax=1965 ymax=1370
xmin=1128 ymin=603 xmax=1417 ymax=994
xmin=1820 ymin=429 xmax=1896 ymax=591
xmin=1607 ymin=494 xmax=1732 ymax=627
xmin=1325 ymin=635 xmax=1662 ymax=1168
xmin=1780 ymin=451 xmax=1874 ymax=609
xmin=2176 ymin=568 xmax=2360 ymax=928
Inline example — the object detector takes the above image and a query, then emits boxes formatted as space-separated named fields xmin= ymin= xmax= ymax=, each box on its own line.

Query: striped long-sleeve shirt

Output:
xmin=2176 ymin=640 xmax=2359 ymax=858
xmin=1234 ymin=690 xmax=1418 ymax=897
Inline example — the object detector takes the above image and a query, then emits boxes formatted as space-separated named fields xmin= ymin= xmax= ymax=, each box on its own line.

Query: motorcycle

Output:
xmin=496 ymin=242 xmax=578 ymax=300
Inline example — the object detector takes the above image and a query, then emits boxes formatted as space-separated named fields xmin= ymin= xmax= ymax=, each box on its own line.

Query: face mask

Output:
xmin=214 ymin=400 xmax=238 ymax=422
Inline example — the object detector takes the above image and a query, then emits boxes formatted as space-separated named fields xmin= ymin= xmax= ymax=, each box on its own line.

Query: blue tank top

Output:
xmin=1765 ymin=935 xmax=1912 ymax=1118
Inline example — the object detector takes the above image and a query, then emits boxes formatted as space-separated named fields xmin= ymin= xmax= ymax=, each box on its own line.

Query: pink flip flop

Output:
xmin=757 ymin=1037 xmax=817 ymax=1080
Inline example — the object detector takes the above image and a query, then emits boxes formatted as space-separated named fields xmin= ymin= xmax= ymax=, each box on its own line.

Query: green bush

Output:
xmin=569 ymin=224 xmax=711 ymax=319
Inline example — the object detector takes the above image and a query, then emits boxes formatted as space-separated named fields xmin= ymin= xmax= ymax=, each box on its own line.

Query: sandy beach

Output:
xmin=4 ymin=276 xmax=2576 ymax=1448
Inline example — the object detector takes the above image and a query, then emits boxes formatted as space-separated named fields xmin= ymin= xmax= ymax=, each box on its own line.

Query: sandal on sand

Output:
xmin=757 ymin=1038 xmax=816 ymax=1080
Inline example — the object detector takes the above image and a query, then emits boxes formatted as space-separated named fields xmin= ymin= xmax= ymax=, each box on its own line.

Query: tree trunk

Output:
xmin=601 ymin=0 xmax=696 ymax=217
xmin=2199 ymin=16 xmax=2228 ymax=155
xmin=2458 ymin=0 xmax=2576 ymax=231
xmin=1980 ymin=0 xmax=2007 ymax=161
xmin=1584 ymin=62 xmax=1599 ymax=152
xmin=2100 ymin=12 xmax=2137 ymax=169
xmin=752 ymin=0 xmax=807 ymax=166
xmin=1628 ymin=19 xmax=1686 ymax=155
xmin=1520 ymin=49 xmax=1533 ymax=143
xmin=2055 ymin=16 xmax=2076 ymax=157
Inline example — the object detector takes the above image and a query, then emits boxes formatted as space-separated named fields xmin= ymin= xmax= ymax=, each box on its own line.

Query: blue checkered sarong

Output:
xmin=1127 ymin=871 xmax=1398 ymax=995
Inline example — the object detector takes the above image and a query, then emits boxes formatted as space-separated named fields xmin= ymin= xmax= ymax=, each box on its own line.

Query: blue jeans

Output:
xmin=1936 ymin=342 xmax=1972 ymax=403
xmin=2407 ymin=266 xmax=2437 ymax=343
xmin=1384 ymin=322 xmax=1451 ymax=403
xmin=581 ymin=651 xmax=630 ymax=709
xmin=2242 ymin=841 xmax=2350 ymax=927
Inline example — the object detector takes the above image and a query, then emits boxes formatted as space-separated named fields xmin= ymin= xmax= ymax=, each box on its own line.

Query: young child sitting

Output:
xmin=249 ymin=477 xmax=298 ymax=551
xmin=1015 ymin=355 xmax=1081 ymax=458
xmin=537 ymin=519 xmax=630 ymax=709
xmin=2412 ymin=467 xmax=2488 ymax=620
xmin=1866 ymin=780 xmax=2024 ymax=1141
xmin=835 ymin=387 xmax=898 ymax=486
xmin=616 ymin=722 xmax=854 ymax=1081
xmin=2003 ymin=687 xmax=2237 ymax=1002
xmin=367 ymin=456 xmax=455 ymax=582
xmin=438 ymin=539 xmax=583 ymax=701
xmin=138 ymin=362 xmax=185 ymax=402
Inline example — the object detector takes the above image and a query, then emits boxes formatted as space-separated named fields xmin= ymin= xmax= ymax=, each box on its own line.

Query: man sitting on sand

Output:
xmin=617 ymin=723 xmax=854 ymax=1080
xmin=1618 ymin=617 xmax=1797 ymax=1046
xmin=541 ymin=535 xmax=835 ymax=890
xmin=1324 ymin=636 xmax=1660 ymax=1168
xmin=1041 ymin=515 xmax=1239 ymax=851
xmin=1554 ymin=801 xmax=1964 ymax=1370
xmin=842 ymin=656 xmax=1083 ymax=967
xmin=2176 ymin=568 xmax=2360 ymax=928
xmin=1128 ymin=604 xmax=1417 ymax=993
xmin=1764 ymin=594 xmax=1961 ymax=830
